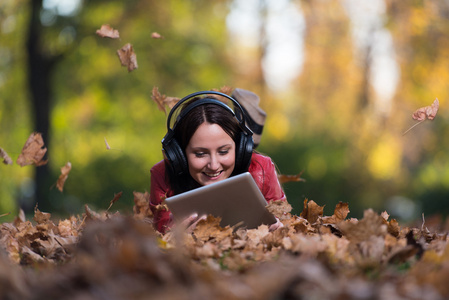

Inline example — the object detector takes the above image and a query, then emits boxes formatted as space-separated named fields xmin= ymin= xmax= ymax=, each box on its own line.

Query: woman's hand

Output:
xmin=269 ymin=217 xmax=284 ymax=232
xmin=179 ymin=213 xmax=207 ymax=233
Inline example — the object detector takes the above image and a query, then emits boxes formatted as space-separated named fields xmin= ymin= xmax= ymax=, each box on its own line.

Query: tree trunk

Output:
xmin=25 ymin=0 xmax=55 ymax=212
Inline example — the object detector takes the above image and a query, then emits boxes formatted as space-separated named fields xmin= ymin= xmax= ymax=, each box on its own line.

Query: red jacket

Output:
xmin=149 ymin=152 xmax=286 ymax=233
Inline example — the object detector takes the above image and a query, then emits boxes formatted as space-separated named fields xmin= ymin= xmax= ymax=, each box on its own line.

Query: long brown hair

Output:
xmin=165 ymin=96 xmax=242 ymax=194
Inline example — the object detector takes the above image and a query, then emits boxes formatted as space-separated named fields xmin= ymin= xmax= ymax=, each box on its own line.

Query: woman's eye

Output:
xmin=219 ymin=150 xmax=229 ymax=155
xmin=195 ymin=152 xmax=205 ymax=157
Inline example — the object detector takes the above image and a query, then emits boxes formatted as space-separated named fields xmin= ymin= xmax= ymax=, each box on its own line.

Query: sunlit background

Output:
xmin=1 ymin=0 xmax=449 ymax=224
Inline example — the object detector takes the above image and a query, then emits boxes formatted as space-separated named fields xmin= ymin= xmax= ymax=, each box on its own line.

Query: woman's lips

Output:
xmin=203 ymin=170 xmax=223 ymax=180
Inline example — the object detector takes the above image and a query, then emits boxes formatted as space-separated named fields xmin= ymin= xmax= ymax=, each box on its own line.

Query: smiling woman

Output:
xmin=149 ymin=91 xmax=287 ymax=233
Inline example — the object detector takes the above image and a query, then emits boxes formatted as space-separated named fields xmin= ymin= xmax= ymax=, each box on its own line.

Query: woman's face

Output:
xmin=185 ymin=122 xmax=236 ymax=186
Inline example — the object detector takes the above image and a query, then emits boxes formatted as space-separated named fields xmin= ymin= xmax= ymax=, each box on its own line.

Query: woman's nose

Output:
xmin=208 ymin=154 xmax=220 ymax=170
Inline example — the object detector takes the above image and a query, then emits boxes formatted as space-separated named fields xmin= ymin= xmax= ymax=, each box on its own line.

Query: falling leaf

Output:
xmin=403 ymin=98 xmax=440 ymax=135
xmin=56 ymin=162 xmax=72 ymax=192
xmin=413 ymin=98 xmax=439 ymax=121
xmin=278 ymin=171 xmax=306 ymax=184
xmin=104 ymin=137 xmax=111 ymax=150
xmin=151 ymin=86 xmax=180 ymax=113
xmin=106 ymin=191 xmax=123 ymax=212
xmin=117 ymin=43 xmax=138 ymax=72
xmin=0 ymin=148 xmax=12 ymax=165
xmin=16 ymin=132 xmax=48 ymax=167
xmin=210 ymin=86 xmax=235 ymax=104
xmin=95 ymin=24 xmax=120 ymax=39
xmin=151 ymin=87 xmax=167 ymax=113
xmin=151 ymin=32 xmax=164 ymax=39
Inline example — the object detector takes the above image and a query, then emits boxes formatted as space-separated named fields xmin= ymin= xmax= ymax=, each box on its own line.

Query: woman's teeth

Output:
xmin=205 ymin=171 xmax=221 ymax=177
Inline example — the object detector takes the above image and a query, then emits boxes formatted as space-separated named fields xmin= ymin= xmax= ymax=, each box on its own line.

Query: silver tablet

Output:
xmin=165 ymin=172 xmax=277 ymax=229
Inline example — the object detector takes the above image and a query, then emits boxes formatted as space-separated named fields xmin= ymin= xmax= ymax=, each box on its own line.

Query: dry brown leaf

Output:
xmin=95 ymin=24 xmax=120 ymax=39
xmin=300 ymin=199 xmax=324 ymax=224
xmin=16 ymin=133 xmax=48 ymax=167
xmin=33 ymin=208 xmax=51 ymax=225
xmin=337 ymin=209 xmax=387 ymax=244
xmin=151 ymin=87 xmax=180 ymax=113
xmin=151 ymin=86 xmax=167 ymax=113
xmin=266 ymin=200 xmax=292 ymax=220
xmin=56 ymin=162 xmax=71 ymax=192
xmin=210 ymin=86 xmax=234 ymax=104
xmin=192 ymin=215 xmax=233 ymax=243
xmin=321 ymin=202 xmax=350 ymax=224
xmin=404 ymin=98 xmax=440 ymax=135
xmin=0 ymin=148 xmax=12 ymax=165
xmin=151 ymin=32 xmax=164 ymax=39
xmin=413 ymin=98 xmax=439 ymax=121
xmin=278 ymin=171 xmax=306 ymax=184
xmin=107 ymin=191 xmax=123 ymax=212
xmin=133 ymin=191 xmax=153 ymax=219
xmin=117 ymin=43 xmax=138 ymax=72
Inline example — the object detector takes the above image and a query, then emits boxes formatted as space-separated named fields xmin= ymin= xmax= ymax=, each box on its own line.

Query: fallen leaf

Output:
xmin=0 ymin=148 xmax=12 ymax=165
xmin=56 ymin=162 xmax=71 ymax=192
xmin=300 ymin=199 xmax=324 ymax=224
xmin=413 ymin=98 xmax=439 ymax=121
xmin=33 ymin=208 xmax=51 ymax=225
xmin=133 ymin=191 xmax=153 ymax=219
xmin=192 ymin=215 xmax=233 ymax=243
xmin=151 ymin=32 xmax=164 ymax=39
xmin=16 ymin=133 xmax=48 ymax=167
xmin=321 ymin=202 xmax=350 ymax=224
xmin=266 ymin=200 xmax=292 ymax=220
xmin=117 ymin=43 xmax=138 ymax=72
xmin=95 ymin=24 xmax=120 ymax=39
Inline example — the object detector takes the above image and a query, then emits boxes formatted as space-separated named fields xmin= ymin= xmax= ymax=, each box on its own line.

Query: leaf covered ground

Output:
xmin=0 ymin=195 xmax=448 ymax=300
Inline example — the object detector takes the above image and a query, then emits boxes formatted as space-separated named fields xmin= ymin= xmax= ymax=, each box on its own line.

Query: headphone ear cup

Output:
xmin=163 ymin=137 xmax=188 ymax=176
xmin=234 ymin=132 xmax=254 ymax=174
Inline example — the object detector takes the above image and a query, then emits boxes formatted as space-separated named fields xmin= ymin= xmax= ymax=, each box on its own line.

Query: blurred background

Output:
xmin=1 ymin=0 xmax=449 ymax=224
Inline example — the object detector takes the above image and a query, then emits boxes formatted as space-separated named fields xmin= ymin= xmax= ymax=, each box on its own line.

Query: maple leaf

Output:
xmin=151 ymin=32 xmax=164 ymax=39
xmin=16 ymin=132 xmax=48 ymax=167
xmin=0 ymin=147 xmax=12 ymax=165
xmin=95 ymin=24 xmax=120 ymax=39
xmin=56 ymin=162 xmax=71 ymax=192
xmin=403 ymin=98 xmax=439 ymax=135
xmin=117 ymin=43 xmax=138 ymax=72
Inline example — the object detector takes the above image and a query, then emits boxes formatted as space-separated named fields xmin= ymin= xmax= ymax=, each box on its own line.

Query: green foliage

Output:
xmin=1 ymin=0 xmax=449 ymax=223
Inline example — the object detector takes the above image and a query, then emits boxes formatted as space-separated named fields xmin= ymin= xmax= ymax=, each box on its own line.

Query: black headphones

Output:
xmin=162 ymin=91 xmax=254 ymax=176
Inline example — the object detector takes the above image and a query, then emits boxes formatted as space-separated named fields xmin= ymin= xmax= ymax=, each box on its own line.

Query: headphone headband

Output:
xmin=161 ymin=90 xmax=254 ymax=177
xmin=165 ymin=91 xmax=250 ymax=133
